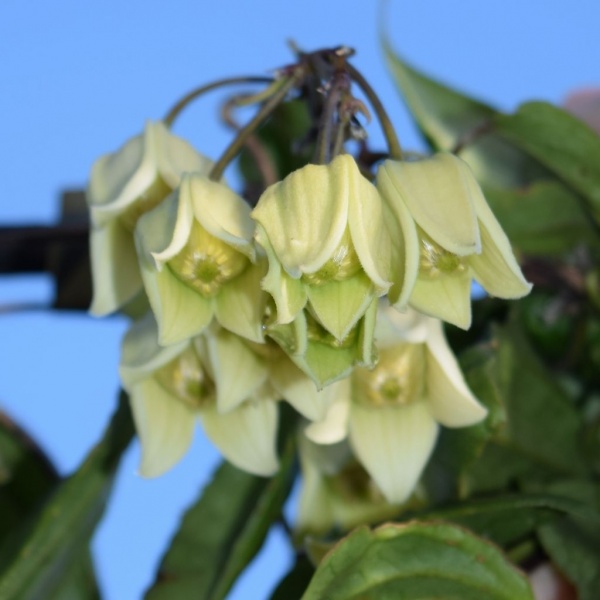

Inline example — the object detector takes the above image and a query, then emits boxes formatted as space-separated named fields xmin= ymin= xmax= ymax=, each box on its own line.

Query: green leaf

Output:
xmin=465 ymin=321 xmax=588 ymax=494
xmin=531 ymin=480 xmax=600 ymax=600
xmin=301 ymin=522 xmax=534 ymax=599
xmin=382 ymin=41 xmax=548 ymax=187
xmin=0 ymin=394 xmax=134 ymax=600
xmin=493 ymin=102 xmax=600 ymax=225
xmin=419 ymin=493 xmax=598 ymax=548
xmin=145 ymin=434 xmax=296 ymax=600
xmin=484 ymin=181 xmax=600 ymax=257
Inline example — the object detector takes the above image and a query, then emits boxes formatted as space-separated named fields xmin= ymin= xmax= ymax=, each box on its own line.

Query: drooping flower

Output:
xmin=295 ymin=433 xmax=404 ymax=539
xmin=87 ymin=121 xmax=212 ymax=316
xmin=135 ymin=173 xmax=268 ymax=345
xmin=377 ymin=152 xmax=532 ymax=329
xmin=119 ymin=313 xmax=279 ymax=477
xmin=305 ymin=306 xmax=488 ymax=504
xmin=252 ymin=153 xmax=395 ymax=343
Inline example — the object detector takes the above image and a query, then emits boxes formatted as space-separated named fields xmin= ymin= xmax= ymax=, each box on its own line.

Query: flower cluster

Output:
xmin=87 ymin=119 xmax=530 ymax=514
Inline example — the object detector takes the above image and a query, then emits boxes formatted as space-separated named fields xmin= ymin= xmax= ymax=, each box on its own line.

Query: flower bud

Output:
xmin=377 ymin=153 xmax=532 ymax=329
xmin=87 ymin=121 xmax=212 ymax=315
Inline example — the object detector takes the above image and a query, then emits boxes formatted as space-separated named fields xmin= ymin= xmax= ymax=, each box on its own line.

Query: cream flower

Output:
xmin=87 ymin=121 xmax=212 ymax=315
xmin=119 ymin=313 xmax=279 ymax=477
xmin=377 ymin=152 xmax=532 ymax=329
xmin=305 ymin=306 xmax=487 ymax=504
xmin=252 ymin=153 xmax=394 ymax=342
xmin=135 ymin=174 xmax=267 ymax=345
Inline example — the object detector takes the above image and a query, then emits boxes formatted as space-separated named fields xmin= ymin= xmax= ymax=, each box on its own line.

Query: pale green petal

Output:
xmin=140 ymin=261 xmax=214 ymax=345
xmin=130 ymin=378 xmax=196 ymax=477
xmin=409 ymin=273 xmax=472 ymax=330
xmin=306 ymin=274 xmax=375 ymax=341
xmin=189 ymin=176 xmax=255 ymax=260
xmin=469 ymin=188 xmax=533 ymax=298
xmin=201 ymin=400 xmax=279 ymax=476
xmin=378 ymin=154 xmax=480 ymax=256
xmin=89 ymin=220 xmax=142 ymax=315
xmin=304 ymin=388 xmax=351 ymax=444
xmin=257 ymin=225 xmax=307 ymax=324
xmin=271 ymin=357 xmax=339 ymax=421
xmin=87 ymin=128 xmax=149 ymax=226
xmin=346 ymin=163 xmax=392 ymax=290
xmin=349 ymin=401 xmax=439 ymax=504
xmin=375 ymin=305 xmax=429 ymax=347
xmin=153 ymin=121 xmax=214 ymax=188
xmin=143 ymin=179 xmax=195 ymax=266
xmin=424 ymin=318 xmax=488 ymax=426
xmin=252 ymin=156 xmax=350 ymax=276
xmin=215 ymin=261 xmax=267 ymax=343
xmin=357 ymin=298 xmax=379 ymax=369
xmin=205 ymin=329 xmax=269 ymax=413
xmin=119 ymin=312 xmax=189 ymax=388
xmin=376 ymin=169 xmax=420 ymax=309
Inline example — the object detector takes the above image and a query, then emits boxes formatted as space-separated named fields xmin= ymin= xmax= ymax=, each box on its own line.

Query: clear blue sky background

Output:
xmin=1 ymin=1 xmax=598 ymax=598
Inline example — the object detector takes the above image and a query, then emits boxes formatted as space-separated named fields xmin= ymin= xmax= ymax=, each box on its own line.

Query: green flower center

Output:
xmin=354 ymin=344 xmax=426 ymax=408
xmin=155 ymin=346 xmax=214 ymax=409
xmin=306 ymin=311 xmax=357 ymax=349
xmin=169 ymin=221 xmax=249 ymax=297
xmin=121 ymin=175 xmax=173 ymax=231
xmin=302 ymin=229 xmax=361 ymax=286
xmin=418 ymin=232 xmax=467 ymax=279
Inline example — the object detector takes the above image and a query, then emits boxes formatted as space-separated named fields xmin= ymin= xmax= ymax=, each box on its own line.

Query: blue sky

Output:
xmin=1 ymin=1 xmax=598 ymax=598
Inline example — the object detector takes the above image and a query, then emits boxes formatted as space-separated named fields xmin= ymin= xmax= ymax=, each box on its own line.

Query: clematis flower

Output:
xmin=305 ymin=306 xmax=488 ymax=504
xmin=377 ymin=152 xmax=532 ymax=329
xmin=295 ymin=434 xmax=404 ymax=538
xmin=87 ymin=121 xmax=213 ymax=316
xmin=135 ymin=173 xmax=268 ymax=345
xmin=119 ymin=313 xmax=279 ymax=477
xmin=266 ymin=299 xmax=378 ymax=389
xmin=252 ymin=153 xmax=395 ymax=342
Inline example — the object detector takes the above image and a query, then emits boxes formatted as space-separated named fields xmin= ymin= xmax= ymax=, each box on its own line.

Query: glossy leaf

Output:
xmin=484 ymin=181 xmax=600 ymax=256
xmin=301 ymin=522 xmax=534 ymax=600
xmin=0 ymin=395 xmax=133 ymax=599
xmin=145 ymin=435 xmax=296 ymax=600
xmin=493 ymin=102 xmax=600 ymax=225
xmin=382 ymin=41 xmax=548 ymax=187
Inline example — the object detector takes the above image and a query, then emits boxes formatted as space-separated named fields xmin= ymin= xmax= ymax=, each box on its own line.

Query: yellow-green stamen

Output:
xmin=169 ymin=221 xmax=249 ymax=297
xmin=419 ymin=233 xmax=467 ymax=279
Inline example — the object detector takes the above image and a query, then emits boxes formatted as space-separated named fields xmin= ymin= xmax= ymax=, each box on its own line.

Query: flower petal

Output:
xmin=270 ymin=356 xmax=333 ymax=421
xmin=378 ymin=154 xmax=480 ymax=256
xmin=119 ymin=312 xmax=189 ymax=388
xmin=139 ymin=260 xmax=214 ymax=345
xmin=200 ymin=399 xmax=279 ymax=476
xmin=346 ymin=164 xmax=393 ymax=290
xmin=349 ymin=401 xmax=439 ymax=504
xmin=304 ymin=385 xmax=351 ymax=444
xmin=189 ymin=176 xmax=255 ymax=259
xmin=215 ymin=260 xmax=268 ymax=343
xmin=130 ymin=378 xmax=196 ymax=477
xmin=306 ymin=273 xmax=375 ymax=341
xmin=424 ymin=318 xmax=488 ymax=427
xmin=251 ymin=156 xmax=350 ymax=276
xmin=469 ymin=188 xmax=533 ymax=298
xmin=408 ymin=272 xmax=473 ymax=330
xmin=257 ymin=225 xmax=308 ymax=324
xmin=89 ymin=220 xmax=142 ymax=315
xmin=204 ymin=329 xmax=268 ymax=413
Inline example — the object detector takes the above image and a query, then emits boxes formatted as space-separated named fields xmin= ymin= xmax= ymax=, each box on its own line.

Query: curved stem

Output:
xmin=163 ymin=76 xmax=274 ymax=127
xmin=347 ymin=63 xmax=403 ymax=160
xmin=209 ymin=70 xmax=304 ymax=181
